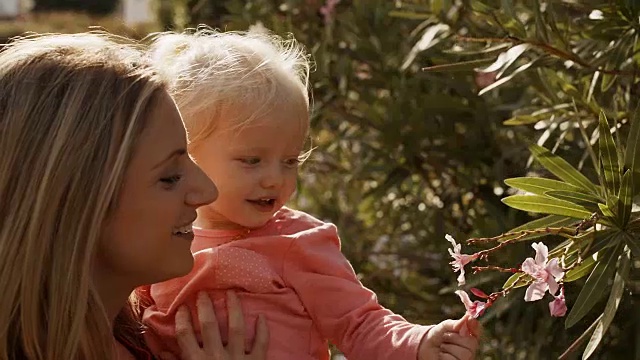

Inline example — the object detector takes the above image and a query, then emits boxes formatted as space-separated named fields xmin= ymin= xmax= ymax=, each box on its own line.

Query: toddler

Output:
xmin=141 ymin=28 xmax=479 ymax=360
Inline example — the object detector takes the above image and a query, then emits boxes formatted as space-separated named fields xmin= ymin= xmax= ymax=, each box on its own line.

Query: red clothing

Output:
xmin=143 ymin=207 xmax=430 ymax=359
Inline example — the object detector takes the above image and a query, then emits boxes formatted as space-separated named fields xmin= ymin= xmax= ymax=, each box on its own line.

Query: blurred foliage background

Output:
xmin=3 ymin=0 xmax=640 ymax=359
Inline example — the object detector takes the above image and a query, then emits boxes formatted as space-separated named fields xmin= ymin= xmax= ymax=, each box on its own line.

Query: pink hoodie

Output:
xmin=142 ymin=207 xmax=430 ymax=359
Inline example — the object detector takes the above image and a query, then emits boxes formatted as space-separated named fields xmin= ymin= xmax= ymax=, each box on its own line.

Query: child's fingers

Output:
xmin=438 ymin=316 xmax=468 ymax=334
xmin=250 ymin=314 xmax=270 ymax=359
xmin=174 ymin=306 xmax=199 ymax=360
xmin=440 ymin=341 xmax=475 ymax=360
xmin=451 ymin=314 xmax=470 ymax=333
xmin=226 ymin=290 xmax=246 ymax=358
xmin=458 ymin=321 xmax=469 ymax=337
xmin=438 ymin=354 xmax=460 ymax=360
xmin=466 ymin=317 xmax=482 ymax=338
xmin=197 ymin=291 xmax=224 ymax=355
xmin=436 ymin=319 xmax=459 ymax=334
xmin=442 ymin=331 xmax=478 ymax=349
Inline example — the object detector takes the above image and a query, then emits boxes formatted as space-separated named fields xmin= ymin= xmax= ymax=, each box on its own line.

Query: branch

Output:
xmin=467 ymin=226 xmax=576 ymax=245
xmin=471 ymin=265 xmax=520 ymax=274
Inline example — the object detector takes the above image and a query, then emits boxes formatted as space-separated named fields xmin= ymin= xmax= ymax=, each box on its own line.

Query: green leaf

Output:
xmin=545 ymin=4 xmax=565 ymax=46
xmin=503 ymin=115 xmax=543 ymax=126
xmin=533 ymin=0 xmax=550 ymax=42
xmin=583 ymin=230 xmax=621 ymax=258
xmin=600 ymin=36 xmax=630 ymax=93
xmin=501 ymin=0 xmax=524 ymax=32
xmin=402 ymin=24 xmax=450 ymax=71
xmin=529 ymin=144 xmax=600 ymax=195
xmin=565 ymin=255 xmax=596 ymax=282
xmin=624 ymin=109 xmax=640 ymax=193
xmin=545 ymin=190 xmax=602 ymax=208
xmin=564 ymin=314 xmax=604 ymax=360
xmin=598 ymin=111 xmax=621 ymax=194
xmin=478 ymin=44 xmax=530 ymax=74
xmin=582 ymin=248 xmax=630 ymax=359
xmin=618 ymin=170 xmax=632 ymax=227
xmin=503 ymin=272 xmax=529 ymax=289
xmin=598 ymin=203 xmax=616 ymax=218
xmin=422 ymin=58 xmax=496 ymax=72
xmin=504 ymin=103 xmax=573 ymax=126
xmin=510 ymin=215 xmax=576 ymax=233
xmin=442 ymin=43 xmax=511 ymax=56
xmin=601 ymin=72 xmax=618 ymax=93
xmin=388 ymin=10 xmax=431 ymax=20
xmin=478 ymin=60 xmax=535 ymax=96
xmin=502 ymin=195 xmax=593 ymax=219
xmin=495 ymin=230 xmax=559 ymax=244
xmin=566 ymin=241 xmax=623 ymax=328
xmin=548 ymin=239 xmax=578 ymax=258
xmin=470 ymin=1 xmax=496 ymax=12
xmin=606 ymin=194 xmax=620 ymax=213
xmin=623 ymin=233 xmax=640 ymax=258
xmin=504 ymin=177 xmax=588 ymax=196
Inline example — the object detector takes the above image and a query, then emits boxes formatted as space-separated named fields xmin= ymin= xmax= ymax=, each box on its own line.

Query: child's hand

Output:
xmin=418 ymin=315 xmax=479 ymax=360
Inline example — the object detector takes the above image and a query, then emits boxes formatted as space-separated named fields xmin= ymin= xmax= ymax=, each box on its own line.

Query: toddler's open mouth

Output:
xmin=247 ymin=198 xmax=277 ymax=212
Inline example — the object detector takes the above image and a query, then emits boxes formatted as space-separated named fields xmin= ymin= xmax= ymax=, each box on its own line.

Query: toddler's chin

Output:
xmin=239 ymin=216 xmax=272 ymax=230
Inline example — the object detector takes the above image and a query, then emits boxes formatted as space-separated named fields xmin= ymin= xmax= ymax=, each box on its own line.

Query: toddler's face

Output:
xmin=191 ymin=106 xmax=308 ymax=230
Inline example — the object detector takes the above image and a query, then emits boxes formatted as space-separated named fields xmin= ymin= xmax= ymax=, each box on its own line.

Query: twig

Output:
xmin=471 ymin=265 xmax=520 ymax=274
xmin=467 ymin=226 xmax=576 ymax=245
xmin=488 ymin=277 xmax=526 ymax=301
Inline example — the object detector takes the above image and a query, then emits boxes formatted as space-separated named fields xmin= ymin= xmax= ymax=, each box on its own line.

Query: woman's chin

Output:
xmin=154 ymin=254 xmax=195 ymax=284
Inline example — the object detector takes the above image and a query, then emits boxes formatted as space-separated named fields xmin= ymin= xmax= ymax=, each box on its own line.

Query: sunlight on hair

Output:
xmin=147 ymin=25 xmax=312 ymax=152
xmin=0 ymin=31 xmax=165 ymax=360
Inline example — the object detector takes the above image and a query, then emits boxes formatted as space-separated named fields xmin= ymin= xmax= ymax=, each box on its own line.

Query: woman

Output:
xmin=0 ymin=32 xmax=267 ymax=359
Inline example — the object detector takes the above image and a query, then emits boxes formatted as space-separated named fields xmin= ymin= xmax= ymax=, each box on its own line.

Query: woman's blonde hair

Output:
xmin=0 ymin=33 xmax=166 ymax=359
xmin=147 ymin=26 xmax=312 ymax=149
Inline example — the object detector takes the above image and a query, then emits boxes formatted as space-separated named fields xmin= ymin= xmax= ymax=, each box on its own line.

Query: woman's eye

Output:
xmin=160 ymin=174 xmax=182 ymax=187
xmin=240 ymin=157 xmax=260 ymax=165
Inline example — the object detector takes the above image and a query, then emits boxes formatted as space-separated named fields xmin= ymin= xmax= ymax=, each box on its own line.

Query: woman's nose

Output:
xmin=186 ymin=162 xmax=218 ymax=207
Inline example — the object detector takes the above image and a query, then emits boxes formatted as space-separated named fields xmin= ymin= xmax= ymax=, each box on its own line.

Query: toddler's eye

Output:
xmin=284 ymin=158 xmax=301 ymax=168
xmin=239 ymin=157 xmax=260 ymax=165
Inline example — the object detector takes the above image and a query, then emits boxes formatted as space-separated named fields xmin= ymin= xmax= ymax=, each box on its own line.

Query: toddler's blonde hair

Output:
xmin=148 ymin=26 xmax=312 ymax=149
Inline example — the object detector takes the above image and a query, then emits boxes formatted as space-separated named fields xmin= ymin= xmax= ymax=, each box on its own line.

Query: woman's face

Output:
xmin=97 ymin=91 xmax=217 ymax=290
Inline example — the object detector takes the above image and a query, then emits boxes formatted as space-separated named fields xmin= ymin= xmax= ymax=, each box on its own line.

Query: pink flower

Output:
xmin=455 ymin=290 xmax=487 ymax=318
xmin=521 ymin=242 xmax=564 ymax=302
xmin=549 ymin=287 xmax=567 ymax=317
xmin=446 ymin=234 xmax=478 ymax=286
